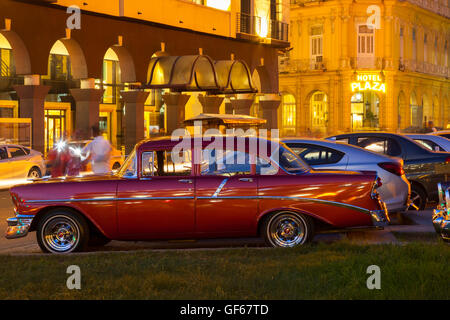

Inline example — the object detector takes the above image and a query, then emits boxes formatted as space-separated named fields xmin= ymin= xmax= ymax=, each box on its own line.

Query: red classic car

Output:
xmin=5 ymin=136 xmax=389 ymax=253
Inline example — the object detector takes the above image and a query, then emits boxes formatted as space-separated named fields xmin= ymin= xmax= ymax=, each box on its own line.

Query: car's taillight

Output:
xmin=445 ymin=156 xmax=450 ymax=164
xmin=377 ymin=162 xmax=404 ymax=176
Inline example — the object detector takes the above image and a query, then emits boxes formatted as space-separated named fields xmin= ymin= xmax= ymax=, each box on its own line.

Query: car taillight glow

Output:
xmin=377 ymin=162 xmax=405 ymax=176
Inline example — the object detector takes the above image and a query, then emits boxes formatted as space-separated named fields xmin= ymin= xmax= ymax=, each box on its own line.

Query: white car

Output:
xmin=283 ymin=138 xmax=411 ymax=213
xmin=0 ymin=144 xmax=46 ymax=188
xmin=405 ymin=134 xmax=450 ymax=152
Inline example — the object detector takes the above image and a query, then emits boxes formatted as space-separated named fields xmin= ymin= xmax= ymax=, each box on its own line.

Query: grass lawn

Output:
xmin=0 ymin=242 xmax=448 ymax=300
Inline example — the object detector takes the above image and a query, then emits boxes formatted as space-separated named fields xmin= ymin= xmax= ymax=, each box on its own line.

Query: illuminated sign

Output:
xmin=351 ymin=74 xmax=385 ymax=93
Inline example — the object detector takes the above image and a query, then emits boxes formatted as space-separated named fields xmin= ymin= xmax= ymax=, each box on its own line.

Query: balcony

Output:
xmin=236 ymin=13 xmax=289 ymax=44
xmin=279 ymin=58 xmax=327 ymax=73
xmin=399 ymin=58 xmax=449 ymax=77
xmin=350 ymin=57 xmax=384 ymax=69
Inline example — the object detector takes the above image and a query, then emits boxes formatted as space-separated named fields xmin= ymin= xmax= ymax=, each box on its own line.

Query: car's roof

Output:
xmin=137 ymin=135 xmax=278 ymax=150
xmin=329 ymin=132 xmax=404 ymax=138
xmin=282 ymin=137 xmax=396 ymax=161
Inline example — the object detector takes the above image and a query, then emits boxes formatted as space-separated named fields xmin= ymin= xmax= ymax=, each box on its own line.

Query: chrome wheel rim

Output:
xmin=42 ymin=216 xmax=79 ymax=253
xmin=269 ymin=213 xmax=306 ymax=247
xmin=28 ymin=170 xmax=40 ymax=178
xmin=408 ymin=190 xmax=422 ymax=211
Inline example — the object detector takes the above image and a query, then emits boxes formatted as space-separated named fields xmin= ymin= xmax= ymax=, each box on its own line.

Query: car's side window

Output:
xmin=8 ymin=147 xmax=26 ymax=158
xmin=201 ymin=149 xmax=251 ymax=176
xmin=141 ymin=151 xmax=156 ymax=177
xmin=415 ymin=139 xmax=442 ymax=152
xmin=289 ymin=144 xmax=344 ymax=165
xmin=356 ymin=137 xmax=401 ymax=157
xmin=0 ymin=147 xmax=8 ymax=160
xmin=154 ymin=150 xmax=192 ymax=176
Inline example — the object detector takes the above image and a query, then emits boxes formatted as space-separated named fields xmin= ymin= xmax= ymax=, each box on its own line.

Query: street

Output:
xmin=0 ymin=190 xmax=437 ymax=255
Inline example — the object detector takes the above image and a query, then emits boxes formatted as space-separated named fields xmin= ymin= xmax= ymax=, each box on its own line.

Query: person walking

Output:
xmin=82 ymin=125 xmax=112 ymax=174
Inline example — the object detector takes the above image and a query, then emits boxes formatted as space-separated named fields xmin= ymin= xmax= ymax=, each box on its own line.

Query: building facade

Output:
xmin=279 ymin=0 xmax=449 ymax=137
xmin=0 ymin=0 xmax=290 ymax=154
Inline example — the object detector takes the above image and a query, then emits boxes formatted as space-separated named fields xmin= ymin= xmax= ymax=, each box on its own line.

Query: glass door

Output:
xmin=45 ymin=109 xmax=66 ymax=155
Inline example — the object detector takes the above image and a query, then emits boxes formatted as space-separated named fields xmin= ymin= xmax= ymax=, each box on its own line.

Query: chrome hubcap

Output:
xmin=42 ymin=216 xmax=79 ymax=252
xmin=408 ymin=191 xmax=421 ymax=211
xmin=29 ymin=170 xmax=40 ymax=178
xmin=269 ymin=214 xmax=306 ymax=247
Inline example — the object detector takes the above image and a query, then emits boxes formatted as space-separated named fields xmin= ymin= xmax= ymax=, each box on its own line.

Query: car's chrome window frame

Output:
xmin=141 ymin=151 xmax=155 ymax=178
xmin=118 ymin=149 xmax=137 ymax=179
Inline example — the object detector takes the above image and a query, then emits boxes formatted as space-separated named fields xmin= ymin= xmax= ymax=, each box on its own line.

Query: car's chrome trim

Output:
xmin=25 ymin=196 xmax=195 ymax=203
xmin=212 ymin=178 xmax=228 ymax=198
xmin=5 ymin=215 xmax=34 ymax=239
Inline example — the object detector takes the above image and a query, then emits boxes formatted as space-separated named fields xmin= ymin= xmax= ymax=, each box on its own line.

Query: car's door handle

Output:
xmin=239 ymin=178 xmax=253 ymax=182
xmin=178 ymin=179 xmax=193 ymax=184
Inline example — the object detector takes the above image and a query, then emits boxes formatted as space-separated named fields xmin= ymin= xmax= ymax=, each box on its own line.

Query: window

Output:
xmin=424 ymin=34 xmax=428 ymax=62
xmin=412 ymin=28 xmax=417 ymax=60
xmin=288 ymin=144 xmax=345 ymax=166
xmin=8 ymin=147 xmax=26 ymax=158
xmin=358 ymin=25 xmax=374 ymax=56
xmin=414 ymin=139 xmax=443 ymax=152
xmin=143 ymin=150 xmax=192 ymax=177
xmin=0 ymin=147 xmax=7 ymax=160
xmin=356 ymin=137 xmax=402 ymax=157
xmin=310 ymin=26 xmax=323 ymax=62
xmin=282 ymin=94 xmax=296 ymax=134
xmin=399 ymin=27 xmax=404 ymax=61
xmin=276 ymin=146 xmax=310 ymax=173
xmin=119 ymin=149 xmax=137 ymax=178
xmin=200 ymin=149 xmax=278 ymax=176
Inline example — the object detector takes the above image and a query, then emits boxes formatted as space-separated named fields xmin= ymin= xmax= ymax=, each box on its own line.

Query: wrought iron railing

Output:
xmin=400 ymin=58 xmax=449 ymax=77
xmin=279 ymin=58 xmax=327 ymax=73
xmin=236 ymin=13 xmax=289 ymax=42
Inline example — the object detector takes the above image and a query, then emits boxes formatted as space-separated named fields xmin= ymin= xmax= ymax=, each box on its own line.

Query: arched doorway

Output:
xmin=410 ymin=91 xmax=421 ymax=128
xmin=310 ymin=91 xmax=328 ymax=134
xmin=281 ymin=93 xmax=296 ymax=136
xmin=397 ymin=91 xmax=408 ymax=129
xmin=351 ymin=91 xmax=379 ymax=131
xmin=422 ymin=94 xmax=432 ymax=127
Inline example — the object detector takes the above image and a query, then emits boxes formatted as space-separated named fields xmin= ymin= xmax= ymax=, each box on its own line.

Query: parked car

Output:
xmin=283 ymin=138 xmax=410 ymax=213
xmin=327 ymin=132 xmax=450 ymax=210
xmin=405 ymin=134 xmax=450 ymax=152
xmin=0 ymin=144 xmax=45 ymax=185
xmin=428 ymin=130 xmax=450 ymax=139
xmin=67 ymin=140 xmax=124 ymax=172
xmin=432 ymin=182 xmax=450 ymax=242
xmin=5 ymin=136 xmax=388 ymax=253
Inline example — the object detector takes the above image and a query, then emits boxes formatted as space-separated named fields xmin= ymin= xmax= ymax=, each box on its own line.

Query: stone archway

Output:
xmin=108 ymin=45 xmax=136 ymax=83
xmin=422 ymin=93 xmax=432 ymax=127
xmin=47 ymin=39 xmax=88 ymax=80
xmin=0 ymin=30 xmax=31 ymax=75
xmin=410 ymin=91 xmax=421 ymax=128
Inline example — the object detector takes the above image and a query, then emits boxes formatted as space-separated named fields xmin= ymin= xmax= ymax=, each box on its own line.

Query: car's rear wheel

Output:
xmin=408 ymin=184 xmax=427 ymax=211
xmin=27 ymin=167 xmax=41 ymax=179
xmin=112 ymin=162 xmax=121 ymax=171
xmin=36 ymin=209 xmax=89 ymax=254
xmin=263 ymin=211 xmax=314 ymax=248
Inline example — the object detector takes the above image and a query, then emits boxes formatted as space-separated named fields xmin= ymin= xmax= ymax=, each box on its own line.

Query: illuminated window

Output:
xmin=282 ymin=93 xmax=296 ymax=130
xmin=310 ymin=26 xmax=323 ymax=64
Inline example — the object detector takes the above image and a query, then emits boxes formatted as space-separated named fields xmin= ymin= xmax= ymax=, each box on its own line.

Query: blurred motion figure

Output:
xmin=82 ymin=125 xmax=112 ymax=174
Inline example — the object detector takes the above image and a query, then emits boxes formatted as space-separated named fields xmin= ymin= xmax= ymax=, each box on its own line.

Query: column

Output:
xmin=14 ymin=77 xmax=50 ymax=153
xmin=340 ymin=13 xmax=350 ymax=69
xmin=121 ymin=90 xmax=149 ymax=155
xmin=198 ymin=94 xmax=224 ymax=114
xmin=70 ymin=88 xmax=104 ymax=140
xmin=162 ymin=93 xmax=191 ymax=135
xmin=230 ymin=94 xmax=254 ymax=115
xmin=384 ymin=4 xmax=394 ymax=70
xmin=259 ymin=94 xmax=281 ymax=130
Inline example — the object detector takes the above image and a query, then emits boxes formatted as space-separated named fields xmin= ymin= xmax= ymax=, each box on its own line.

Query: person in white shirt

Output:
xmin=82 ymin=125 xmax=112 ymax=174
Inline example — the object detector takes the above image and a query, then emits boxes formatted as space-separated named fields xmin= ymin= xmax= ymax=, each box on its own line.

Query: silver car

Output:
xmin=0 ymin=144 xmax=46 ymax=188
xmin=283 ymin=138 xmax=411 ymax=213
xmin=405 ymin=134 xmax=450 ymax=152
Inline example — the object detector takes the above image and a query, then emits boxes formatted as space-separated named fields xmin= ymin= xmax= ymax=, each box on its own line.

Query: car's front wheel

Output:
xmin=37 ymin=209 xmax=89 ymax=254
xmin=263 ymin=211 xmax=314 ymax=248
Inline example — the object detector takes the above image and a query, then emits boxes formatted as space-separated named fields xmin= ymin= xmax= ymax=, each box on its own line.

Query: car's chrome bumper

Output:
xmin=370 ymin=201 xmax=389 ymax=227
xmin=432 ymin=208 xmax=450 ymax=241
xmin=5 ymin=214 xmax=34 ymax=239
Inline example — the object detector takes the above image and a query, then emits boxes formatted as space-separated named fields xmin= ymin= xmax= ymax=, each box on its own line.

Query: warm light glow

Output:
xmin=206 ymin=0 xmax=231 ymax=11
xmin=257 ymin=18 xmax=269 ymax=38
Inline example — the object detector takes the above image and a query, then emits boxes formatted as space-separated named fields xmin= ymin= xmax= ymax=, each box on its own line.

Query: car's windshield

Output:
xmin=273 ymin=145 xmax=310 ymax=174
xmin=118 ymin=149 xmax=137 ymax=177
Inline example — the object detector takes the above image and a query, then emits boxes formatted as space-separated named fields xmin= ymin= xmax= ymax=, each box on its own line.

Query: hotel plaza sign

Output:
xmin=351 ymin=73 xmax=386 ymax=93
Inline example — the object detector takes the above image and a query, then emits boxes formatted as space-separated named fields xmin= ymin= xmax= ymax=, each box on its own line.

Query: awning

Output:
xmin=184 ymin=113 xmax=266 ymax=126
xmin=145 ymin=55 xmax=257 ymax=94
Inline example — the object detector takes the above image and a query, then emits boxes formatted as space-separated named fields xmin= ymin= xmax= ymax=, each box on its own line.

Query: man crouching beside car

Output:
xmin=432 ymin=182 xmax=450 ymax=242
